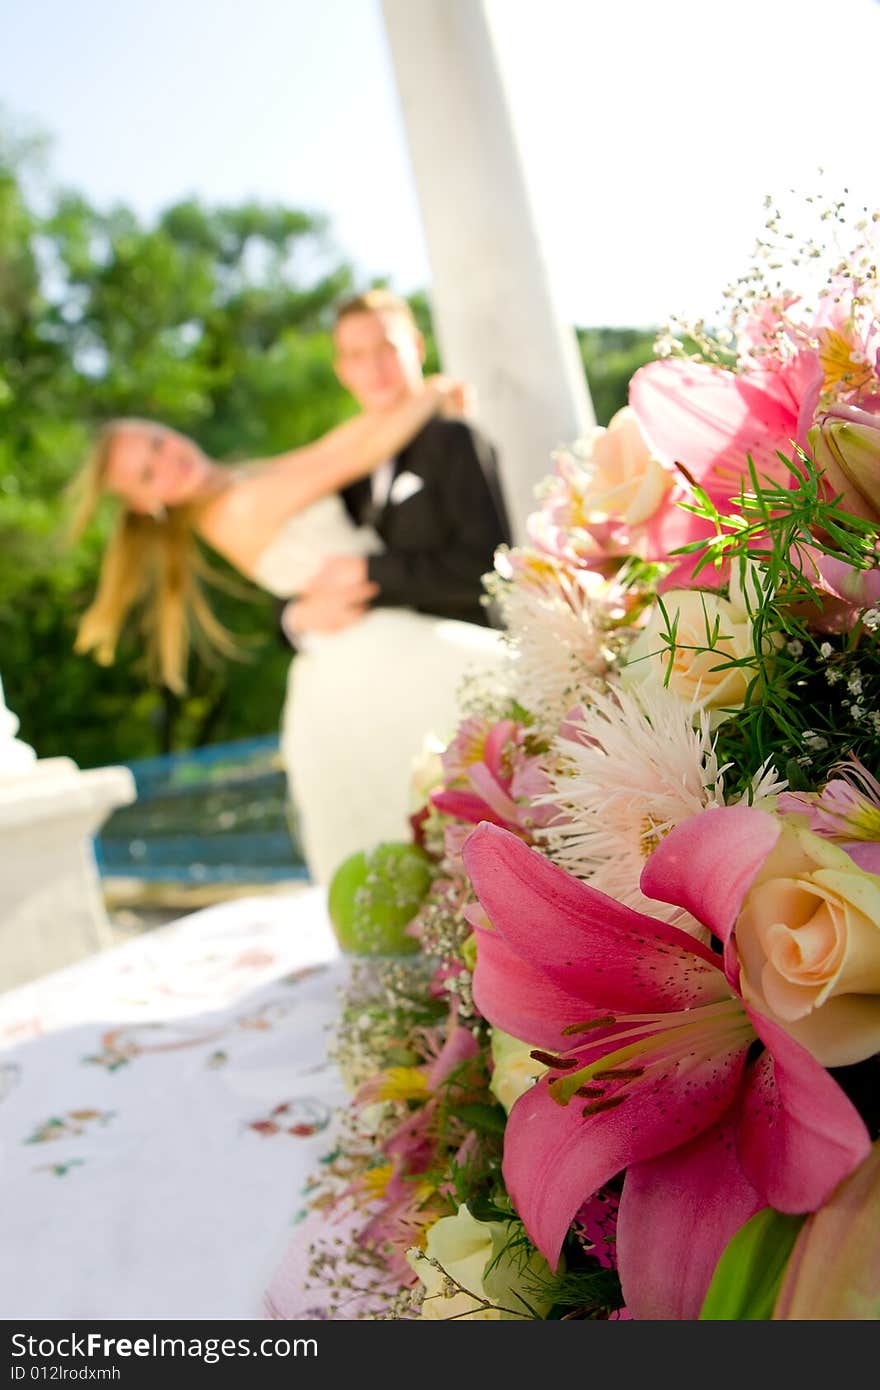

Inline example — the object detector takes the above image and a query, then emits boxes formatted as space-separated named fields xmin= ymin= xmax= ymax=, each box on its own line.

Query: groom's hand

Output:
xmin=304 ymin=554 xmax=369 ymax=594
xmin=281 ymin=584 xmax=376 ymax=639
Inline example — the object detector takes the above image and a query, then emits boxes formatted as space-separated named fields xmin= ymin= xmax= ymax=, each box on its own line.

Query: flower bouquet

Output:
xmin=291 ymin=192 xmax=880 ymax=1321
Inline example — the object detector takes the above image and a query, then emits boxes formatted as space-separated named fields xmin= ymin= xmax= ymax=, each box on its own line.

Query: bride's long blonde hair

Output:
xmin=70 ymin=422 xmax=245 ymax=695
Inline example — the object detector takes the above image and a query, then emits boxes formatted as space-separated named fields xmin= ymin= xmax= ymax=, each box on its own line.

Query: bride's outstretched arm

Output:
xmin=294 ymin=376 xmax=467 ymax=488
xmin=196 ymin=377 xmax=463 ymax=574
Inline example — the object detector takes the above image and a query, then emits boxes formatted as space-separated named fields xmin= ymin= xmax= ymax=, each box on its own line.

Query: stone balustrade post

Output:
xmin=0 ymin=676 xmax=136 ymax=990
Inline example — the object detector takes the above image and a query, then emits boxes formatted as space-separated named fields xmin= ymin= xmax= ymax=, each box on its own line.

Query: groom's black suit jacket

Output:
xmin=339 ymin=416 xmax=512 ymax=628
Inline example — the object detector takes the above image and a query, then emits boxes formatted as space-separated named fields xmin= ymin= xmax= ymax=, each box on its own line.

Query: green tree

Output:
xmin=0 ymin=131 xmax=361 ymax=767
xmin=578 ymin=326 xmax=659 ymax=426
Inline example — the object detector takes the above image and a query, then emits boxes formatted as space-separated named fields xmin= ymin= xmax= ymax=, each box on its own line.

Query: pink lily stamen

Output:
xmin=543 ymin=999 xmax=755 ymax=1110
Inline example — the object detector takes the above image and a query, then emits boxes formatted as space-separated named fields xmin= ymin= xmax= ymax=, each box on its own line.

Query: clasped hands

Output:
xmin=281 ymin=376 xmax=470 ymax=641
xmin=281 ymin=554 xmax=376 ymax=639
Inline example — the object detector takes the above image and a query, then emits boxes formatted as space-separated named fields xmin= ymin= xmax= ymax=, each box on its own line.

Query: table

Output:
xmin=0 ymin=888 xmax=350 ymax=1320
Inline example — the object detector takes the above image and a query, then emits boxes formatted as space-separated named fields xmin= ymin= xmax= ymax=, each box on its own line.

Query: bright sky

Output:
xmin=3 ymin=0 xmax=879 ymax=328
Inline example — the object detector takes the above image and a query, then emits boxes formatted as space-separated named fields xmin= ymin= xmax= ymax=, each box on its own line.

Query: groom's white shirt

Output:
xmin=370 ymin=458 xmax=394 ymax=511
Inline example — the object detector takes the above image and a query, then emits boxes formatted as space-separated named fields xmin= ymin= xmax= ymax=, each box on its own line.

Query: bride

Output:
xmin=71 ymin=379 xmax=507 ymax=884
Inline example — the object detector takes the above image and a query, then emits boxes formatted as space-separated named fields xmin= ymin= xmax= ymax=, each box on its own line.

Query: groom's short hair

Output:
xmin=334 ymin=289 xmax=418 ymax=333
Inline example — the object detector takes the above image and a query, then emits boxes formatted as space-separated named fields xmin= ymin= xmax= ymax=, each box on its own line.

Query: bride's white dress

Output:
xmin=252 ymin=495 xmax=507 ymax=884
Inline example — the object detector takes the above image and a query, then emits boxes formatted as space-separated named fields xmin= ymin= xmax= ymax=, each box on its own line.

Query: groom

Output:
xmin=280 ymin=289 xmax=512 ymax=640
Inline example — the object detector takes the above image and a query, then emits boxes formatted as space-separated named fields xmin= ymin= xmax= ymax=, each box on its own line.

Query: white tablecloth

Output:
xmin=0 ymin=888 xmax=351 ymax=1321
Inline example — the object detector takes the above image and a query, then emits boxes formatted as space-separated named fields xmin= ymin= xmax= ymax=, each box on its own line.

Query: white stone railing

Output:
xmin=0 ymin=677 xmax=136 ymax=991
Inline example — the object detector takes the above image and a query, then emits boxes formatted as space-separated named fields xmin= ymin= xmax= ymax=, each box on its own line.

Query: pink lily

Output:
xmin=574 ymin=1187 xmax=620 ymax=1272
xmin=625 ymin=353 xmax=824 ymax=589
xmin=431 ymin=716 xmax=559 ymax=837
xmin=462 ymin=815 xmax=870 ymax=1319
xmin=629 ymin=353 xmax=824 ymax=501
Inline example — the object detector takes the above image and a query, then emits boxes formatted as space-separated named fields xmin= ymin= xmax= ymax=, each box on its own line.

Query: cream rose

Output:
xmin=735 ymin=819 xmax=880 ymax=1066
xmin=489 ymin=1028 xmax=548 ymax=1113
xmin=621 ymin=584 xmax=764 ymax=725
xmin=406 ymin=1204 xmax=555 ymax=1320
xmin=585 ymin=406 xmax=673 ymax=525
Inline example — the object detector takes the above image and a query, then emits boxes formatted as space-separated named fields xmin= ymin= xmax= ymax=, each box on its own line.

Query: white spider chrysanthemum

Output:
xmin=487 ymin=549 xmax=619 ymax=733
xmin=537 ymin=684 xmax=785 ymax=939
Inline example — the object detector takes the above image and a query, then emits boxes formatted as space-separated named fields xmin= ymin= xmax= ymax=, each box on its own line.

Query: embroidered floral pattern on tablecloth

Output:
xmin=34 ymin=1159 xmax=87 ymax=1179
xmin=0 ymin=886 xmax=350 ymax=1318
xmin=25 ymin=1110 xmax=116 ymax=1175
xmin=81 ymin=988 xmax=330 ymax=1072
xmin=25 ymin=1109 xmax=116 ymax=1145
xmin=247 ymin=1098 xmax=332 ymax=1139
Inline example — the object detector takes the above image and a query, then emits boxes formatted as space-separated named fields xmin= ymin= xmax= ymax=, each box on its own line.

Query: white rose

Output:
xmin=407 ymin=1204 xmax=555 ymax=1320
xmin=489 ymin=1028 xmax=547 ymax=1113
xmin=621 ymin=577 xmax=773 ymax=726
xmin=408 ymin=734 xmax=447 ymax=814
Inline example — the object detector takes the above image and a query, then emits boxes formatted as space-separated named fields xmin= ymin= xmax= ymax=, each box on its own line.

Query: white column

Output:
xmin=380 ymin=0 xmax=595 ymax=544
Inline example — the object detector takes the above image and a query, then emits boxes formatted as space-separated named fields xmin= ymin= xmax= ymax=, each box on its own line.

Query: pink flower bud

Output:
xmin=808 ymin=404 xmax=880 ymax=522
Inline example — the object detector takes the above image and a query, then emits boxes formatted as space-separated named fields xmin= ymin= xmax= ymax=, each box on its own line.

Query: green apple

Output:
xmin=327 ymin=841 xmax=433 ymax=955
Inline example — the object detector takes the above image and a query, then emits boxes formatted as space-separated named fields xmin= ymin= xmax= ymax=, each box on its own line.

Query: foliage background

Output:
xmin=0 ymin=123 xmax=656 ymax=768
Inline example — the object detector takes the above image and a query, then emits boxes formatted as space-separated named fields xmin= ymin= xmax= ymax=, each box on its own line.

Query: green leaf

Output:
xmin=699 ymin=1207 xmax=805 ymax=1320
xmin=784 ymin=759 xmax=815 ymax=793
xmin=467 ymin=1190 xmax=515 ymax=1224
xmin=453 ymin=1102 xmax=509 ymax=1136
xmin=460 ymin=932 xmax=478 ymax=972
